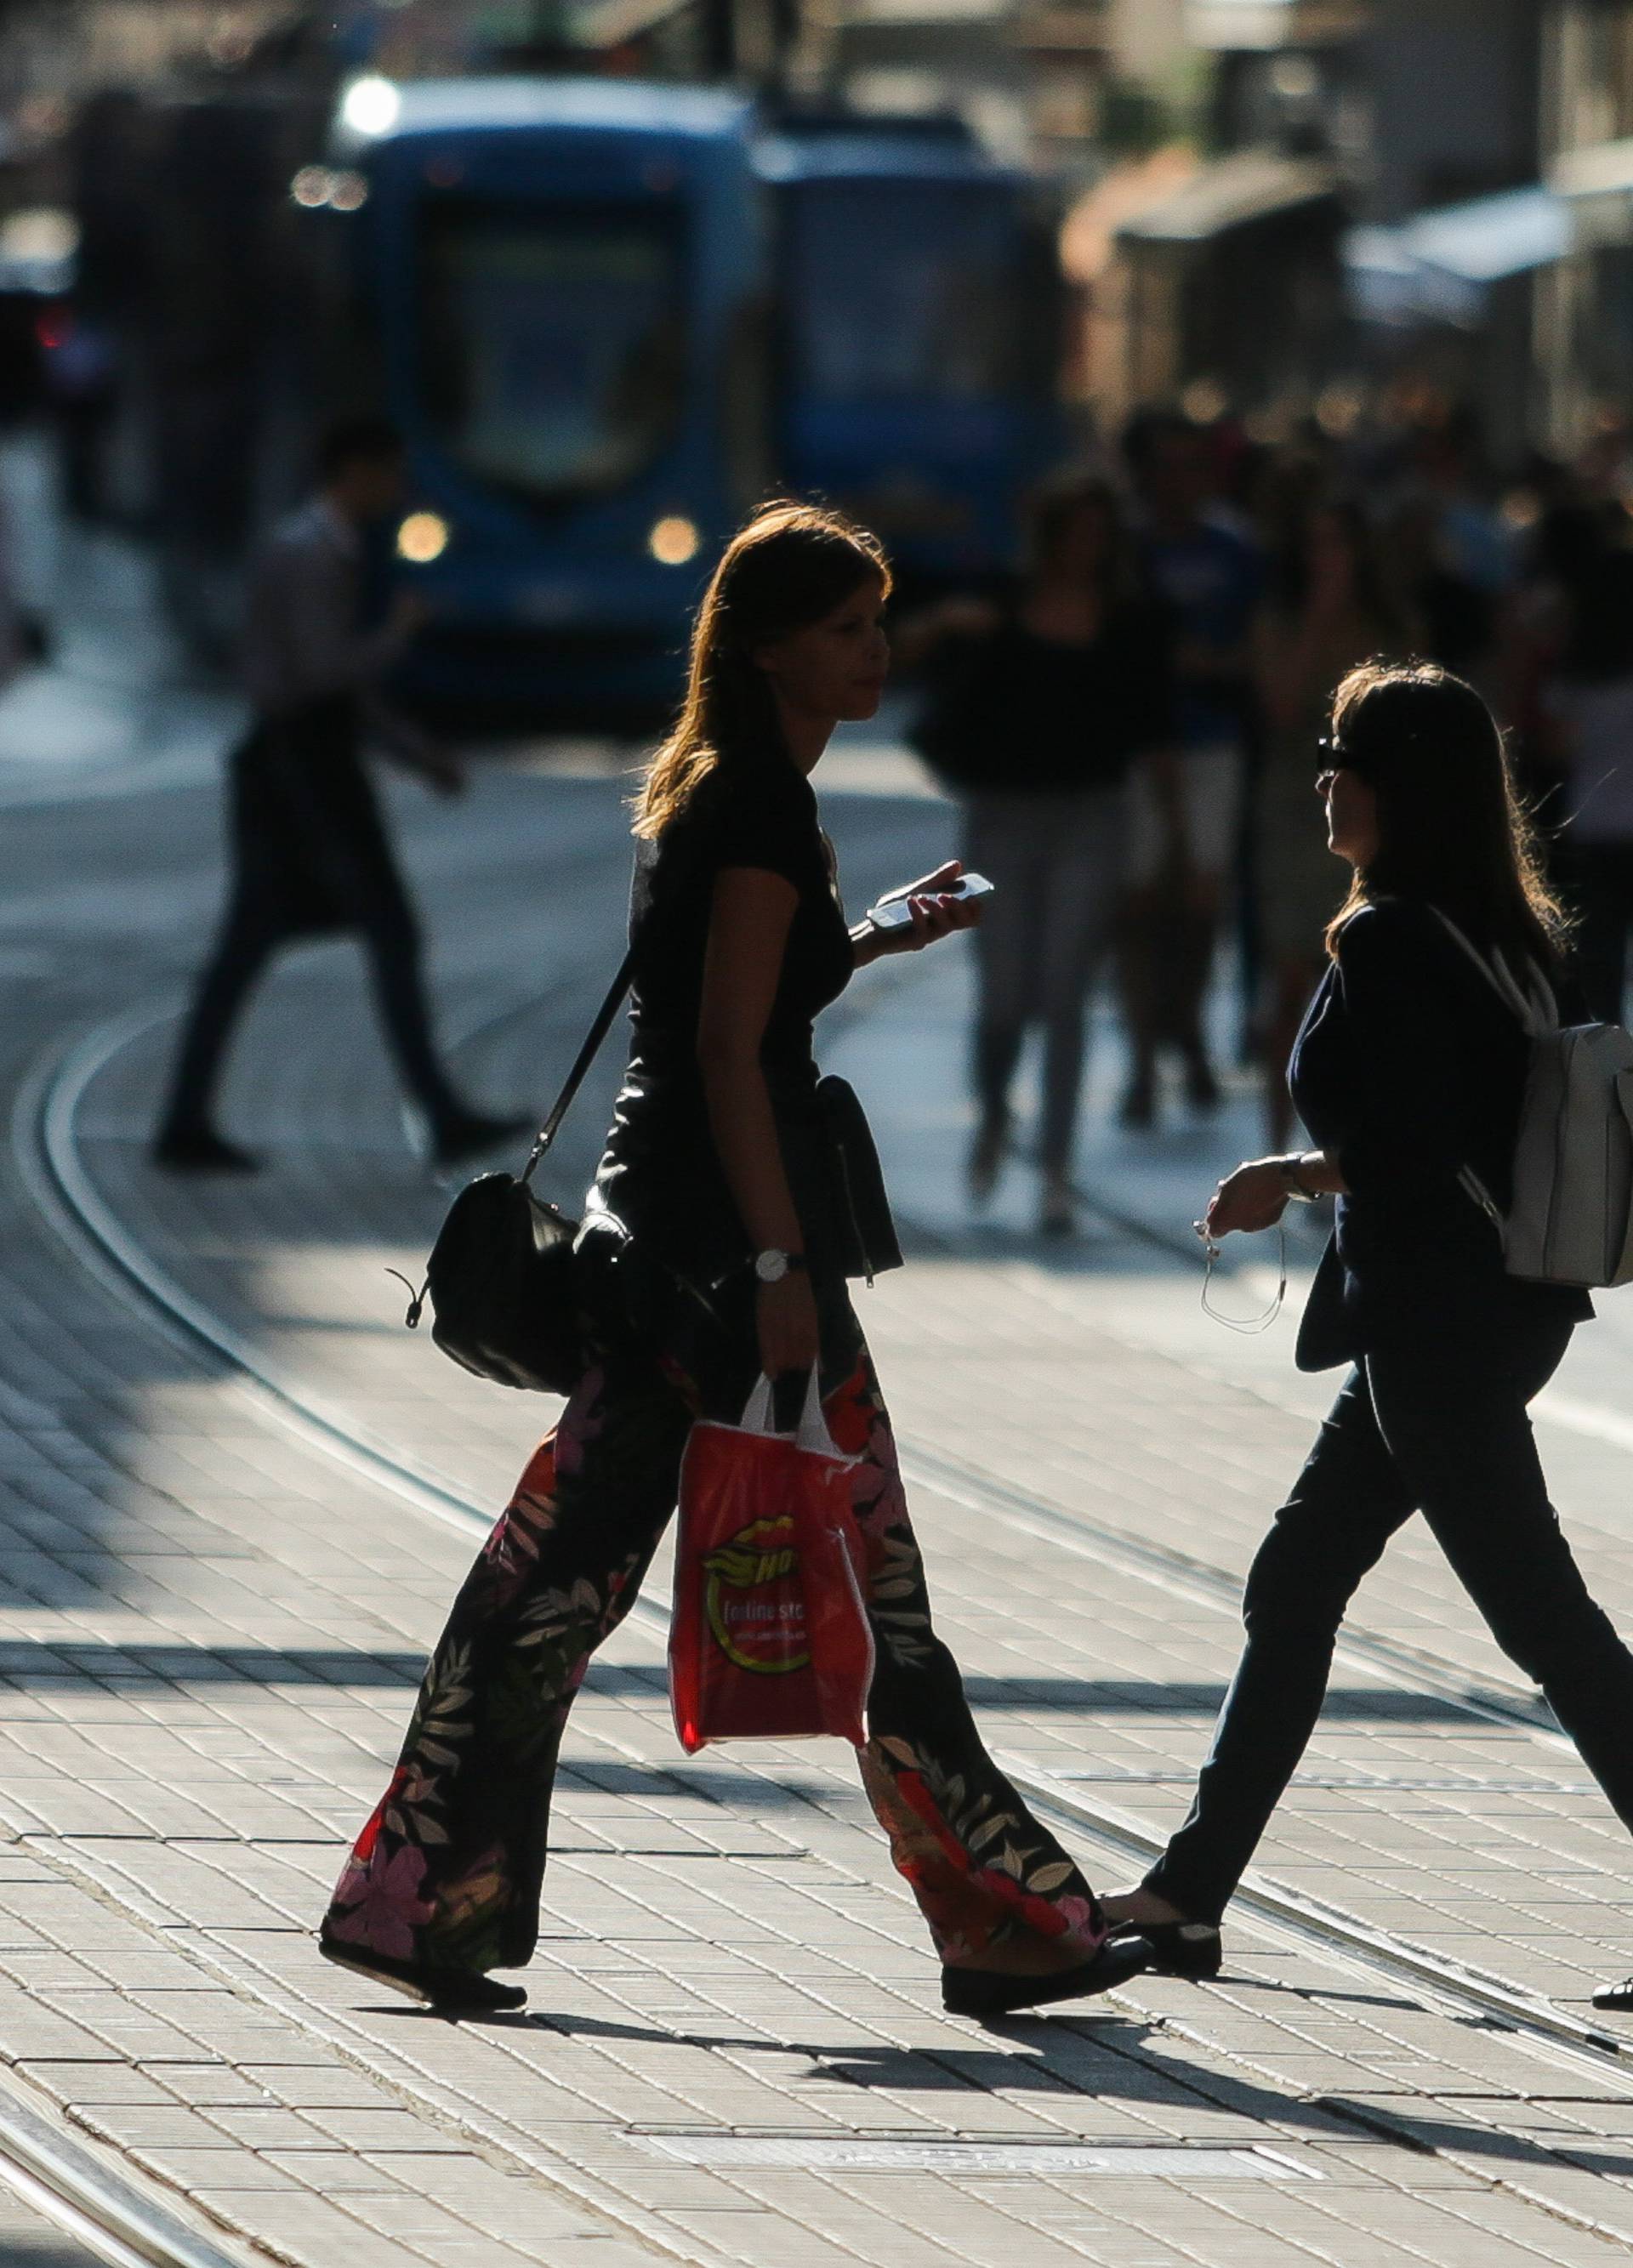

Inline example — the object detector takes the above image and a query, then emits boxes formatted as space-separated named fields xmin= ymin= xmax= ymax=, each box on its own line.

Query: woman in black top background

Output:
xmin=1102 ymin=660 xmax=1633 ymax=2007
xmin=321 ymin=503 xmax=1149 ymax=2020
xmin=903 ymin=475 xmax=1178 ymax=1236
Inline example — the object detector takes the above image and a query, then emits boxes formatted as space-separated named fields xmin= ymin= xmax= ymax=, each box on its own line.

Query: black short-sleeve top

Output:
xmin=593 ymin=751 xmax=856 ymax=1275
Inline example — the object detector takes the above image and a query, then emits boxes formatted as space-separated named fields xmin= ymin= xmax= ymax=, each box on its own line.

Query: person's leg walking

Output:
xmin=1367 ymin=1322 xmax=1633 ymax=1838
xmin=1037 ymin=789 xmax=1124 ymax=1191
xmin=821 ymin=1313 xmax=1110 ymax=1972
xmin=1141 ymin=1369 xmax=1415 ymax=1925
xmin=321 ymin=1355 xmax=694 ymax=1976
xmin=1116 ymin=766 xmax=1168 ymax=1123
xmin=964 ymin=795 xmax=1045 ymax=1196
xmin=354 ymin=880 xmax=467 ymax=1137
xmin=1166 ymin=746 xmax=1242 ymax=1108
xmin=156 ymin=894 xmax=281 ymax=1144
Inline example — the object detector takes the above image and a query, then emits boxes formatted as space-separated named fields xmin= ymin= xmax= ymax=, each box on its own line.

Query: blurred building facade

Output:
xmin=6 ymin=1 xmax=1633 ymax=471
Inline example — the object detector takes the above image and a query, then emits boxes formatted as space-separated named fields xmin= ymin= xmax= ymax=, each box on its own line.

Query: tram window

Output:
xmin=784 ymin=183 xmax=1038 ymax=405
xmin=418 ymin=198 xmax=686 ymax=506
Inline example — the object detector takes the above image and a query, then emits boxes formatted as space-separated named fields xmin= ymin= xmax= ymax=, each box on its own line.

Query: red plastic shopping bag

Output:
xmin=669 ymin=1373 xmax=874 ymax=1754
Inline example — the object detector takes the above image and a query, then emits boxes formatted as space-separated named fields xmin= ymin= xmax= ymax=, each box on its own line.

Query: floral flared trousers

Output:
xmin=321 ymin=1299 xmax=1106 ymax=1975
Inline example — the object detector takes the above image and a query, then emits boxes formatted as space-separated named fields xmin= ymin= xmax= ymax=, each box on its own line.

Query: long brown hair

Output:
xmin=1323 ymin=659 xmax=1569 ymax=966
xmin=634 ymin=501 xmax=890 ymax=838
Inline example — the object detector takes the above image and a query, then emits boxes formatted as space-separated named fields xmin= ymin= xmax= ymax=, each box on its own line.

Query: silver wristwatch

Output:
xmin=1277 ymin=1156 xmax=1317 ymax=1202
xmin=754 ymin=1248 xmax=808 ymax=1285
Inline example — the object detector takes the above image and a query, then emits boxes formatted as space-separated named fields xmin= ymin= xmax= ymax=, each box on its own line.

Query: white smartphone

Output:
xmin=865 ymin=871 xmax=995 ymax=934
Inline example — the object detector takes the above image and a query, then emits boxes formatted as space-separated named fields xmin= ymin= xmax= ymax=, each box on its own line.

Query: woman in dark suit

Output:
xmin=1102 ymin=659 xmax=1633 ymax=2010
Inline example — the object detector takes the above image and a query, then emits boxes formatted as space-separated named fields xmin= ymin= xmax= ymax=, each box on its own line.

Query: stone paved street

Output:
xmin=6 ymin=679 xmax=1633 ymax=2264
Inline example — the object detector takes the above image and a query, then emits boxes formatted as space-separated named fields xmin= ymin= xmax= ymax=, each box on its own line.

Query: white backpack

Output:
xmin=1435 ymin=912 xmax=1633 ymax=1289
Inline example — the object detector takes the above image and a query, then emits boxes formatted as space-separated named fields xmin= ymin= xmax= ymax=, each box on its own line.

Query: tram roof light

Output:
xmin=342 ymin=77 xmax=401 ymax=139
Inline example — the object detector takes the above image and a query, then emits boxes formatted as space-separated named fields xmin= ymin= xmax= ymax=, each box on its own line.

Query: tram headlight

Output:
xmin=649 ymin=515 xmax=700 ymax=566
xmin=341 ymin=76 xmax=401 ymax=138
xmin=397 ymin=512 xmax=449 ymax=565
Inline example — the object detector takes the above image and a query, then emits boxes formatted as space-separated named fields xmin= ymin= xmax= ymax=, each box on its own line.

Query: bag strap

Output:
xmin=520 ymin=949 xmax=635 ymax=1185
xmin=1430 ymin=909 xmax=1554 ymax=1036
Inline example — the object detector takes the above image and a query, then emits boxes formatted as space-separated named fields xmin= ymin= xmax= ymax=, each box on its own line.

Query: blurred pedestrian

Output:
xmin=1102 ymin=663 xmax=1633 ymax=2015
xmin=1540 ymin=546 xmax=1633 ymax=1023
xmin=40 ymin=310 xmax=120 ymax=524
xmin=1122 ymin=414 xmax=1264 ymax=1127
xmin=317 ymin=503 xmax=1152 ymax=2018
xmin=153 ymin=416 xmax=524 ymax=1173
xmin=903 ymin=475 xmax=1178 ymax=1234
xmin=1253 ymin=499 xmax=1404 ymax=1149
xmin=0 ymin=477 xmax=23 ymax=694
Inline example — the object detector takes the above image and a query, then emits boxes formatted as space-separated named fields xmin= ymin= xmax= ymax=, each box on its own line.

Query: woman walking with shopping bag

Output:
xmin=319 ymin=503 xmax=1151 ymax=2019
xmin=1102 ymin=660 xmax=1633 ymax=2007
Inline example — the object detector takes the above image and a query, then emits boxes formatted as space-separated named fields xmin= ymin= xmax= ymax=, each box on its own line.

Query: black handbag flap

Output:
xmin=816 ymin=1075 xmax=903 ymax=1280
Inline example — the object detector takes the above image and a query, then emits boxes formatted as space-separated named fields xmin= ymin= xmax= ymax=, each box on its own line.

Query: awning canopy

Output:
xmin=1345 ymin=185 xmax=1571 ymax=325
xmin=1184 ymin=0 xmax=1371 ymax=48
xmin=1550 ymin=136 xmax=1633 ymax=245
xmin=1118 ymin=149 xmax=1339 ymax=247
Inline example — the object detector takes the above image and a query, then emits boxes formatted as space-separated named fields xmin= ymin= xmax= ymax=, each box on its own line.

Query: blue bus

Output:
xmin=322 ymin=78 xmax=770 ymax=713
xmin=757 ymin=113 xmax=1063 ymax=585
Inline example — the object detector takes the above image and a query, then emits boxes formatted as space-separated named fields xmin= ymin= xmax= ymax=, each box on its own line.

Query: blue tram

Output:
xmin=321 ymin=80 xmax=1063 ymax=710
xmin=759 ymin=112 xmax=1063 ymax=587
xmin=321 ymin=78 xmax=768 ymax=713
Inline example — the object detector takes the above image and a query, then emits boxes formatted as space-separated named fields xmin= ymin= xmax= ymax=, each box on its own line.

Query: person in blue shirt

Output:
xmin=1122 ymin=414 xmax=1264 ymax=1128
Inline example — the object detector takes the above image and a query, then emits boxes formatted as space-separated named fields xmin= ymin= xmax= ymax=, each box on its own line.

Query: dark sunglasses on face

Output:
xmin=1316 ymin=734 xmax=1371 ymax=786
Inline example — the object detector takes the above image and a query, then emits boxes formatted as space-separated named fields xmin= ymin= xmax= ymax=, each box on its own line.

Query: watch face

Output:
xmin=755 ymin=1249 xmax=787 ymax=1284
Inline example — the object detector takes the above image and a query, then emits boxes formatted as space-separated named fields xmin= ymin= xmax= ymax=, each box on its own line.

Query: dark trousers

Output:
xmin=1568 ymin=840 xmax=1633 ymax=1025
xmin=964 ymin=787 xmax=1124 ymax=1173
xmin=1146 ymin=1315 xmax=1633 ymax=1924
xmin=160 ymin=881 xmax=460 ymax=1140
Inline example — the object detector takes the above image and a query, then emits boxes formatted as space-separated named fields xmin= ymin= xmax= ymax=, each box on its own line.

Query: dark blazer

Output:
xmin=1288 ymin=897 xmax=1591 ymax=1372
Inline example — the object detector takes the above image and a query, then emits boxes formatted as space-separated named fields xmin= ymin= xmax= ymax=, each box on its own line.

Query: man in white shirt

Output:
xmin=154 ymin=416 xmax=525 ymax=1171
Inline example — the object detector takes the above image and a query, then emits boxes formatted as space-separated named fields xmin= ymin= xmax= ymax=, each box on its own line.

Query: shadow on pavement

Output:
xmin=0 ymin=1641 xmax=1483 ymax=1721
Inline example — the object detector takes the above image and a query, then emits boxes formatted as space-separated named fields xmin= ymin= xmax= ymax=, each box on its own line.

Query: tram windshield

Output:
xmin=418 ymin=197 xmax=686 ymax=505
xmin=783 ymin=180 xmax=1049 ymax=406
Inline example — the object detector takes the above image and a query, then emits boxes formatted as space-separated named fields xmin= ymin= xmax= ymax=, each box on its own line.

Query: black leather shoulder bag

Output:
xmin=395 ymin=954 xmax=635 ymax=1393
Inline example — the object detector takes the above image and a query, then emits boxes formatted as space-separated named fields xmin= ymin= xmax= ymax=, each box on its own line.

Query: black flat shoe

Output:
xmin=1594 ymin=1975 xmax=1633 ymax=2012
xmin=942 ymin=1934 xmax=1154 ymax=2020
xmin=1110 ymin=1917 xmax=1222 ymax=1979
xmin=319 ymin=1937 xmax=526 ymax=2013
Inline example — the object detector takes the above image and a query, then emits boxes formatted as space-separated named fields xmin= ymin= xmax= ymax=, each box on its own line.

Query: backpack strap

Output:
xmin=1430 ymin=909 xmax=1554 ymax=1037
xmin=520 ymin=949 xmax=636 ymax=1186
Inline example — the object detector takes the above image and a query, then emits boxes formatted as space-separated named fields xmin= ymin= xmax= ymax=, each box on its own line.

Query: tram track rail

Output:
xmin=0 ymin=2059 xmax=252 ymax=2267
xmin=16 ymin=961 xmax=1633 ymax=2259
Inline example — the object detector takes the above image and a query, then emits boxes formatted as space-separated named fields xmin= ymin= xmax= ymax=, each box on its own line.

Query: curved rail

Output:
xmin=0 ymin=2059 xmax=251 ymax=2266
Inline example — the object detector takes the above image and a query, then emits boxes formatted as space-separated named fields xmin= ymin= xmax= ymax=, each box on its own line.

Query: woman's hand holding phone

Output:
xmin=856 ymin=860 xmax=991 ymax=961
